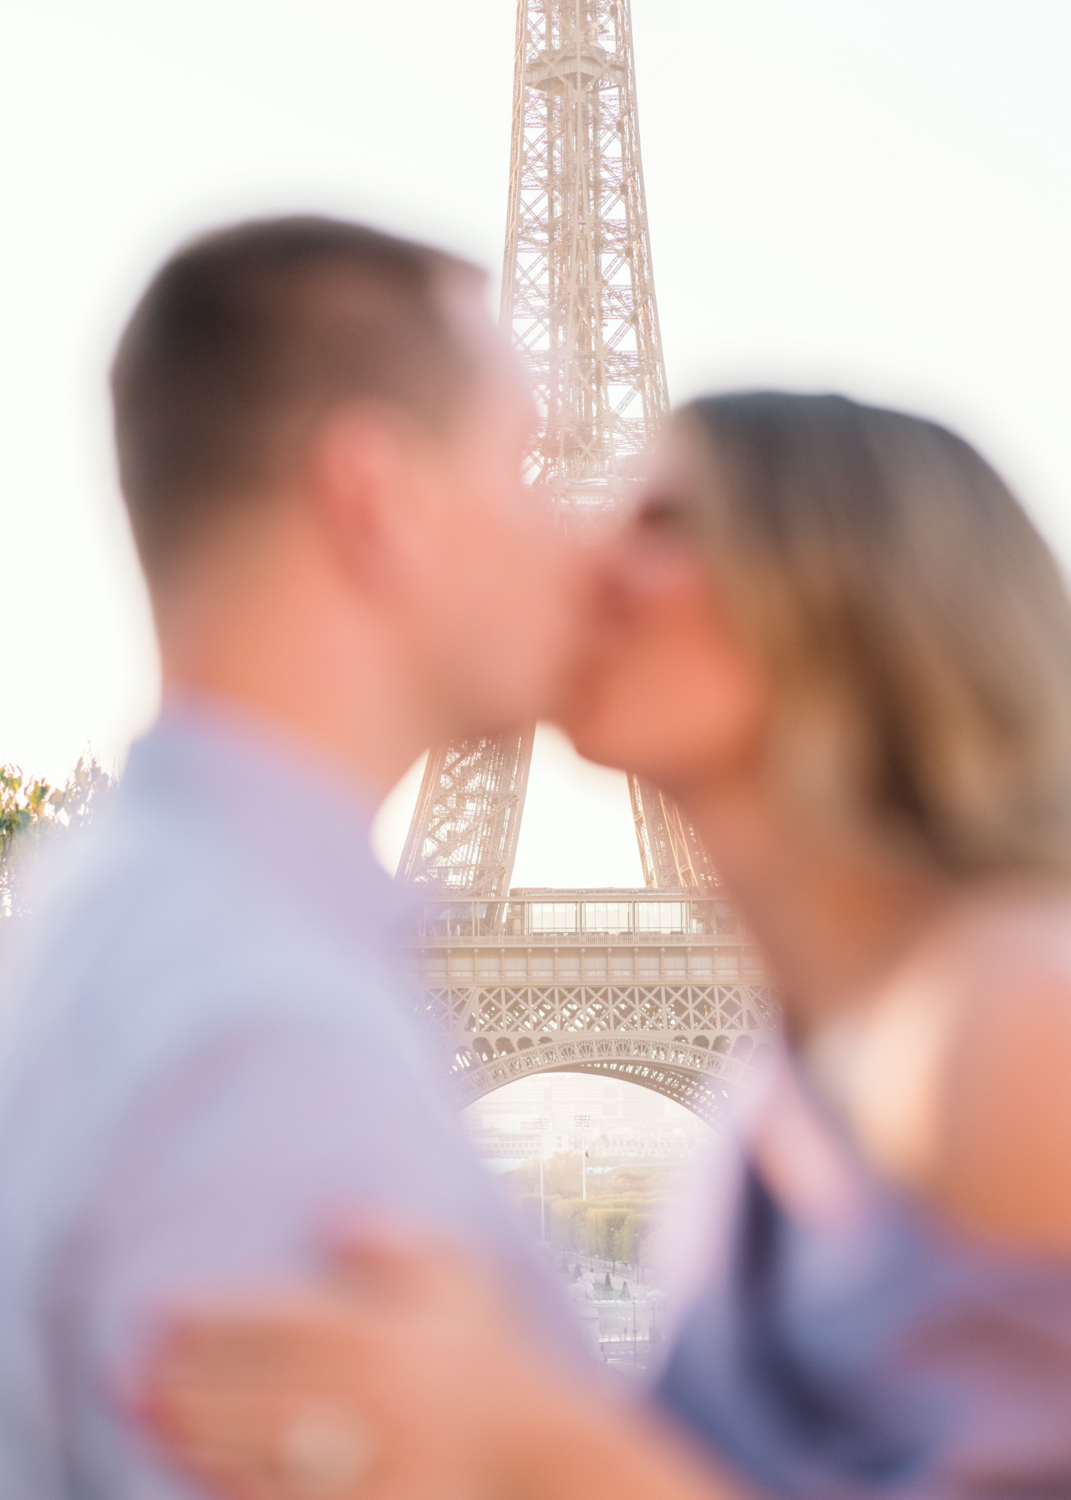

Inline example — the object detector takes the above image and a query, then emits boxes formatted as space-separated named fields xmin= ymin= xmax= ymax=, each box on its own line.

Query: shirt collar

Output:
xmin=123 ymin=698 xmax=418 ymax=950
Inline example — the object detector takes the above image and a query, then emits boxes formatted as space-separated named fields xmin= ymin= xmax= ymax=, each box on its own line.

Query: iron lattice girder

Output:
xmin=398 ymin=729 xmax=534 ymax=896
xmin=400 ymin=0 xmax=717 ymax=905
xmin=415 ymin=976 xmax=767 ymax=1131
xmin=447 ymin=983 xmax=769 ymax=1035
xmin=404 ymin=885 xmax=775 ymax=1122
xmin=630 ymin=779 xmax=720 ymax=895
xmin=454 ymin=1044 xmax=749 ymax=1130
xmin=503 ymin=0 xmax=668 ymax=504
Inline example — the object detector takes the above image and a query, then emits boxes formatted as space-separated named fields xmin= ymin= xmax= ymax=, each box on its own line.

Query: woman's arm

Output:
xmin=504 ymin=1388 xmax=756 ymax=1500
xmin=935 ymin=962 xmax=1071 ymax=1253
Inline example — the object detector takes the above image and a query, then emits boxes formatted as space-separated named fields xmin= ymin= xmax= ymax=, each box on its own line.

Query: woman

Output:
xmin=144 ymin=393 xmax=1071 ymax=1498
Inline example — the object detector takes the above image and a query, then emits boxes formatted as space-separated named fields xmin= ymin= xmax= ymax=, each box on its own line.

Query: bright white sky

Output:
xmin=3 ymin=1 xmax=1070 ymax=889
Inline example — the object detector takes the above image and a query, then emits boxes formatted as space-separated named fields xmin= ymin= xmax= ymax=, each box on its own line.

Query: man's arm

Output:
xmin=65 ymin=1007 xmax=540 ymax=1494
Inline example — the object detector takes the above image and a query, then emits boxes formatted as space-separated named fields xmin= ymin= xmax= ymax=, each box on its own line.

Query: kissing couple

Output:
xmin=3 ymin=216 xmax=1071 ymax=1499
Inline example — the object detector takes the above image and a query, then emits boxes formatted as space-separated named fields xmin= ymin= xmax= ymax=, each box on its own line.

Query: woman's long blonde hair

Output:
xmin=681 ymin=392 xmax=1071 ymax=878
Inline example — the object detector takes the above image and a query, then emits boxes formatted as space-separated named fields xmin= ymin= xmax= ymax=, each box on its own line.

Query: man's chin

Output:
xmin=547 ymin=717 xmax=633 ymax=776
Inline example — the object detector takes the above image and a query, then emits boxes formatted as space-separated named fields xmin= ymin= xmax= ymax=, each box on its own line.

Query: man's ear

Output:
xmin=306 ymin=401 xmax=427 ymax=594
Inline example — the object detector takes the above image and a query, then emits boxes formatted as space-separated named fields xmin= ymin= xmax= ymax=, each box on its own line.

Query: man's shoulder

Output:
xmin=0 ymin=784 xmax=451 ymax=1257
xmin=1 ymin=788 xmax=411 ymax=1102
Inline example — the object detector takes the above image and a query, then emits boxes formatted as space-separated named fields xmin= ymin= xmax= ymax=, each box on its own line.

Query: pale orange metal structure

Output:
xmin=400 ymin=0 xmax=715 ymax=899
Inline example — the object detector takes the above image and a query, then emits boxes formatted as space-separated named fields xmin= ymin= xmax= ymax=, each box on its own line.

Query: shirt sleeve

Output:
xmin=56 ymin=1003 xmax=550 ymax=1498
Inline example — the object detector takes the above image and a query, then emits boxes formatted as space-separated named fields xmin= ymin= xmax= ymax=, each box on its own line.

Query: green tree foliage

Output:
xmin=502 ymin=1152 xmax=674 ymax=1268
xmin=0 ymin=757 xmax=112 ymax=918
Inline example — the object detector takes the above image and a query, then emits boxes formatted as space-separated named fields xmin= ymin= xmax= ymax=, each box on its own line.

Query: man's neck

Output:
xmin=155 ymin=526 xmax=428 ymax=802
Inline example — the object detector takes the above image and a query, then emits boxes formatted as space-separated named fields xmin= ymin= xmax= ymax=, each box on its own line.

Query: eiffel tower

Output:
xmin=399 ymin=0 xmax=771 ymax=1122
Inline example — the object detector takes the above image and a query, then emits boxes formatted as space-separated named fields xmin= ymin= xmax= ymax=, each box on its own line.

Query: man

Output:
xmin=0 ymin=217 xmax=580 ymax=1495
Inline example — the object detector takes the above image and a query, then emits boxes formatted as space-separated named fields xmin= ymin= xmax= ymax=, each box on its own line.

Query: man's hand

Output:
xmin=141 ymin=1232 xmax=573 ymax=1500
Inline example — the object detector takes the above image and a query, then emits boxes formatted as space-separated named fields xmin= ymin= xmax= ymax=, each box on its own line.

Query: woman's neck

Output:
xmin=683 ymin=772 xmax=955 ymax=1042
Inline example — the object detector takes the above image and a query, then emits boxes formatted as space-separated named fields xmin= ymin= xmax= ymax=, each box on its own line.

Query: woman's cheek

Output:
xmin=566 ymin=655 xmax=670 ymax=770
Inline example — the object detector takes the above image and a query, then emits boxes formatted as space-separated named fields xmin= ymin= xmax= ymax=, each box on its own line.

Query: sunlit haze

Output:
xmin=5 ymin=1 xmax=1070 ymax=891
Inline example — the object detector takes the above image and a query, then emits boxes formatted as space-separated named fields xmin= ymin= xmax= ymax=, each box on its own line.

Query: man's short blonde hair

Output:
xmin=679 ymin=392 xmax=1071 ymax=878
xmin=112 ymin=216 xmax=485 ymax=583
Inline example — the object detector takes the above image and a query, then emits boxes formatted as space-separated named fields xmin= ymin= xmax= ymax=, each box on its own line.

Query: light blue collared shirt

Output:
xmin=0 ymin=708 xmax=553 ymax=1497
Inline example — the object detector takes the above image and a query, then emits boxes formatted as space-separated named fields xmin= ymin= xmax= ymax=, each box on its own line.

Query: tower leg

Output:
xmin=398 ymin=727 xmax=535 ymax=899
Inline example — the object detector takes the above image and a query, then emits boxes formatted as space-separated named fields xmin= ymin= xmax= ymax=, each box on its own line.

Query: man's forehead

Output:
xmin=309 ymin=261 xmax=526 ymax=421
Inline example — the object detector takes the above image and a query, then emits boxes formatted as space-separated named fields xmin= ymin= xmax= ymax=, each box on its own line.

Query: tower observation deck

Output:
xmin=400 ymin=0 xmax=773 ymax=1122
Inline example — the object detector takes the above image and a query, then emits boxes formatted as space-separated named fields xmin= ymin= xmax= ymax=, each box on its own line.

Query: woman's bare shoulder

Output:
xmin=931 ymin=889 xmax=1071 ymax=1254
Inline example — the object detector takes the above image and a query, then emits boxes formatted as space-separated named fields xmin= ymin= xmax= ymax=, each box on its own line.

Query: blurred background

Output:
xmin=3 ymin=0 xmax=1069 ymax=890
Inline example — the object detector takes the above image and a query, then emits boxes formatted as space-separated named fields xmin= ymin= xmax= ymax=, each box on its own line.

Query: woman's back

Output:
xmin=657 ymin=888 xmax=1071 ymax=1497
